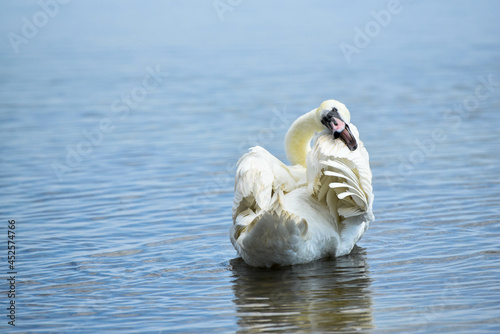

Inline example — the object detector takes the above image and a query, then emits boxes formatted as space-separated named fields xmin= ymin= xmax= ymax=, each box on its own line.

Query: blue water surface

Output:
xmin=1 ymin=1 xmax=500 ymax=332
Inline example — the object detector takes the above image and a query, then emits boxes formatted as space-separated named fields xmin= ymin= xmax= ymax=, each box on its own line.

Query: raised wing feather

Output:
xmin=307 ymin=126 xmax=374 ymax=221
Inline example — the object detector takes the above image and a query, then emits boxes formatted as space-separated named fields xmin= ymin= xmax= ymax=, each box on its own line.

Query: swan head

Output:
xmin=317 ymin=100 xmax=358 ymax=151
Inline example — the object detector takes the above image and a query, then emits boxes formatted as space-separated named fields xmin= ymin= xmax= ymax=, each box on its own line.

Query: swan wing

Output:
xmin=232 ymin=146 xmax=306 ymax=232
xmin=305 ymin=126 xmax=374 ymax=256
xmin=307 ymin=126 xmax=374 ymax=221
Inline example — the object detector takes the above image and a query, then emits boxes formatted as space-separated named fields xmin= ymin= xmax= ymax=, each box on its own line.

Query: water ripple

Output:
xmin=1 ymin=1 xmax=500 ymax=333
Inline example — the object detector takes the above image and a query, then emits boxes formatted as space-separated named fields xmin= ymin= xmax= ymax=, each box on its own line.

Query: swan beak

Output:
xmin=331 ymin=119 xmax=358 ymax=151
xmin=338 ymin=124 xmax=358 ymax=151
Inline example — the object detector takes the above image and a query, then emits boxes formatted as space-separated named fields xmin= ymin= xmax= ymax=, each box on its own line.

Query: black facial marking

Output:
xmin=321 ymin=107 xmax=341 ymax=128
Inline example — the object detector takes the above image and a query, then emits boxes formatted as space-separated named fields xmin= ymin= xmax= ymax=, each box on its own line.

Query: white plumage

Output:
xmin=231 ymin=100 xmax=374 ymax=267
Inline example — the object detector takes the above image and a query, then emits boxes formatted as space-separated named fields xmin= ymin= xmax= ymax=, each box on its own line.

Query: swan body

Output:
xmin=231 ymin=100 xmax=374 ymax=267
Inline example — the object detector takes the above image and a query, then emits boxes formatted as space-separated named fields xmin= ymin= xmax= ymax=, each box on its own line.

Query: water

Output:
xmin=1 ymin=0 xmax=500 ymax=332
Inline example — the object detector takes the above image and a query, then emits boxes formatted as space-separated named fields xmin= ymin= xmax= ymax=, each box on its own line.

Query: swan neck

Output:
xmin=285 ymin=109 xmax=321 ymax=167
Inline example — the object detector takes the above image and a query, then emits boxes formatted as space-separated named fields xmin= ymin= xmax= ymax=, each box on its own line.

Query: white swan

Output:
xmin=230 ymin=100 xmax=374 ymax=267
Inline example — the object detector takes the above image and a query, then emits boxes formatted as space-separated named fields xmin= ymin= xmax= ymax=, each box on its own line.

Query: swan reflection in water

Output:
xmin=230 ymin=246 xmax=373 ymax=333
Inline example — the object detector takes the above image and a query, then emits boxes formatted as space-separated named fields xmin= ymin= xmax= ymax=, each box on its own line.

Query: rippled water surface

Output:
xmin=1 ymin=1 xmax=500 ymax=333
